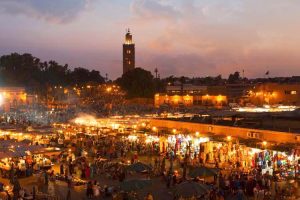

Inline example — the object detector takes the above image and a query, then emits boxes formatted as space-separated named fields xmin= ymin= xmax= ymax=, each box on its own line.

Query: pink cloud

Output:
xmin=128 ymin=0 xmax=300 ymax=78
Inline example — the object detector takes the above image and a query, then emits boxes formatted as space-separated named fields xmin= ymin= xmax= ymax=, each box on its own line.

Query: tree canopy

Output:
xmin=0 ymin=53 xmax=105 ymax=89
xmin=228 ymin=71 xmax=241 ymax=84
xmin=116 ymin=68 xmax=155 ymax=98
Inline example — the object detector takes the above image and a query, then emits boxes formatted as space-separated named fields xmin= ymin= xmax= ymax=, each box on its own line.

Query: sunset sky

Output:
xmin=0 ymin=0 xmax=300 ymax=79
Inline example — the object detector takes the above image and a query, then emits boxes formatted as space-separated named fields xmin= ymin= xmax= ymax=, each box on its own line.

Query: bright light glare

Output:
xmin=234 ymin=105 xmax=297 ymax=112
xmin=0 ymin=94 xmax=3 ymax=106
xmin=73 ymin=114 xmax=98 ymax=126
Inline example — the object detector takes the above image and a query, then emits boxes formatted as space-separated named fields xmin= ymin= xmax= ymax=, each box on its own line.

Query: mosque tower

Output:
xmin=123 ymin=29 xmax=135 ymax=75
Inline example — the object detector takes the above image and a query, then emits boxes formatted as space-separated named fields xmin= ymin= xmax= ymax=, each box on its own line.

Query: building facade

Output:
xmin=0 ymin=87 xmax=32 ymax=112
xmin=154 ymin=93 xmax=227 ymax=108
xmin=155 ymin=94 xmax=193 ymax=107
xmin=206 ymin=84 xmax=250 ymax=103
xmin=155 ymin=82 xmax=258 ymax=107
xmin=247 ymin=83 xmax=300 ymax=105
xmin=166 ymin=84 xmax=207 ymax=95
xmin=156 ymin=83 xmax=229 ymax=108
xmin=225 ymin=84 xmax=251 ymax=103
xmin=123 ymin=29 xmax=135 ymax=75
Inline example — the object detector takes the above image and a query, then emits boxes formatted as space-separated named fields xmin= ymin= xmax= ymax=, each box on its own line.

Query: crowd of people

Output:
xmin=43 ymin=133 xmax=298 ymax=200
xmin=217 ymin=169 xmax=298 ymax=200
xmin=0 ymin=111 xmax=298 ymax=200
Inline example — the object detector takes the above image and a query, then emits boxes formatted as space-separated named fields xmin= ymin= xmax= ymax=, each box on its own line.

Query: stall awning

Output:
xmin=0 ymin=152 xmax=10 ymax=159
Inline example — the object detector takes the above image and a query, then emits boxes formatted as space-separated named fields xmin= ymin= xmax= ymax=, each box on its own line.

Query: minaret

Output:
xmin=123 ymin=29 xmax=135 ymax=75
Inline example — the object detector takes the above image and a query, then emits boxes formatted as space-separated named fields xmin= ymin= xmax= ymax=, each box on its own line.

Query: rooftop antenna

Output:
xmin=242 ymin=69 xmax=245 ymax=85
xmin=154 ymin=68 xmax=158 ymax=79
xmin=242 ymin=69 xmax=245 ymax=79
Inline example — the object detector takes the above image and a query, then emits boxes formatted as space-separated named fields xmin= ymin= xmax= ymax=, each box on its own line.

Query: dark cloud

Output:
xmin=130 ymin=0 xmax=181 ymax=21
xmin=128 ymin=0 xmax=300 ymax=78
xmin=0 ymin=0 xmax=91 ymax=23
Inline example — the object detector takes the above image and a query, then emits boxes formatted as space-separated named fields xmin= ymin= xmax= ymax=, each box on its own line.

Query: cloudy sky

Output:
xmin=0 ymin=0 xmax=300 ymax=79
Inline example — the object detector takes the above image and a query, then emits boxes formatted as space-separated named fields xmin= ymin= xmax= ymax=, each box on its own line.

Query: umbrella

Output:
xmin=127 ymin=162 xmax=152 ymax=172
xmin=174 ymin=181 xmax=209 ymax=198
xmin=189 ymin=166 xmax=218 ymax=178
xmin=120 ymin=179 xmax=152 ymax=192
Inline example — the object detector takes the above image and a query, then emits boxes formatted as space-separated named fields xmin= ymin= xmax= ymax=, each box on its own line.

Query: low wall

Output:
xmin=149 ymin=119 xmax=300 ymax=144
xmin=125 ymin=98 xmax=153 ymax=105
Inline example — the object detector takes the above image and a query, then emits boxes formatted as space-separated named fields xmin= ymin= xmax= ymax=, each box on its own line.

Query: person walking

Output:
xmin=12 ymin=177 xmax=21 ymax=200
xmin=86 ymin=181 xmax=93 ymax=199
xmin=92 ymin=181 xmax=100 ymax=198
xmin=274 ymin=180 xmax=279 ymax=195
xmin=166 ymin=174 xmax=171 ymax=188
xmin=90 ymin=163 xmax=95 ymax=179
xmin=85 ymin=166 xmax=90 ymax=179
xmin=253 ymin=184 xmax=259 ymax=200
xmin=257 ymin=188 xmax=265 ymax=200
xmin=60 ymin=163 xmax=64 ymax=175
xmin=236 ymin=187 xmax=244 ymax=200
xmin=5 ymin=190 xmax=11 ymax=200
xmin=44 ymin=171 xmax=49 ymax=185
xmin=66 ymin=189 xmax=71 ymax=200
xmin=172 ymin=173 xmax=177 ymax=186
xmin=32 ymin=186 xmax=36 ymax=200
xmin=161 ymin=158 xmax=166 ymax=175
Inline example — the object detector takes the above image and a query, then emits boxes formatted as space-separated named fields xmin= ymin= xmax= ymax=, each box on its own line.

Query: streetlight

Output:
xmin=262 ymin=141 xmax=267 ymax=147
xmin=152 ymin=127 xmax=158 ymax=136
xmin=106 ymin=87 xmax=112 ymax=92
xmin=227 ymin=136 xmax=232 ymax=141
xmin=195 ymin=131 xmax=199 ymax=137
xmin=172 ymin=129 xmax=177 ymax=134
